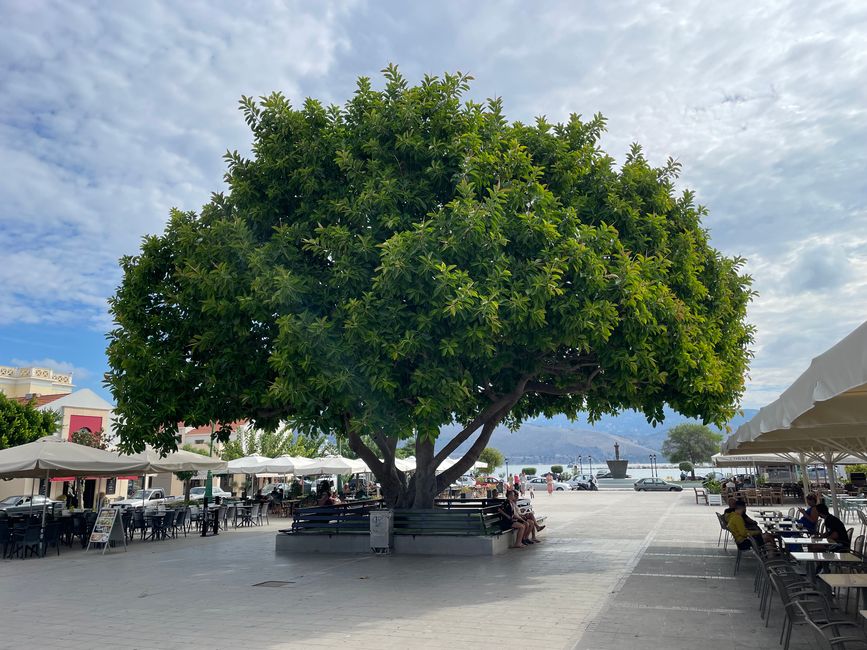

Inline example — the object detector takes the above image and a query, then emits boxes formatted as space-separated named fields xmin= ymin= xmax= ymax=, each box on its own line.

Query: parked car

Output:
xmin=112 ymin=488 xmax=173 ymax=509
xmin=475 ymin=476 xmax=502 ymax=489
xmin=633 ymin=478 xmax=683 ymax=492
xmin=569 ymin=475 xmax=597 ymax=490
xmin=450 ymin=475 xmax=476 ymax=488
xmin=526 ymin=476 xmax=570 ymax=491
xmin=0 ymin=495 xmax=63 ymax=516
xmin=188 ymin=486 xmax=232 ymax=500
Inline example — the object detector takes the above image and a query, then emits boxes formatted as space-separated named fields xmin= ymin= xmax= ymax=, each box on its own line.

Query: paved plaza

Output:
xmin=0 ymin=492 xmax=818 ymax=649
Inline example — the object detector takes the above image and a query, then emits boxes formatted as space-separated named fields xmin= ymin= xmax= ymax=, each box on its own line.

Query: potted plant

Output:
xmin=705 ymin=479 xmax=723 ymax=505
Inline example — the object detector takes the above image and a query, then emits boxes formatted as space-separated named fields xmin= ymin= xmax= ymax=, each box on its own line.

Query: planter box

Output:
xmin=274 ymin=531 xmax=511 ymax=556
xmin=707 ymin=493 xmax=723 ymax=506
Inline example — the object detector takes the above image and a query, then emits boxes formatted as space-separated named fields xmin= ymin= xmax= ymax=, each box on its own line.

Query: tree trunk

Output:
xmin=413 ymin=437 xmax=437 ymax=509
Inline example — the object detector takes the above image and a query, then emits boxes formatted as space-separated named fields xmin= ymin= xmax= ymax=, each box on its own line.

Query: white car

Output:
xmin=189 ymin=486 xmax=232 ymax=500
xmin=450 ymin=475 xmax=476 ymax=488
xmin=526 ymin=476 xmax=570 ymax=491
xmin=569 ymin=475 xmax=597 ymax=490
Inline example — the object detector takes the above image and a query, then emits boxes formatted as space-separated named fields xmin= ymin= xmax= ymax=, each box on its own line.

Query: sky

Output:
xmin=1 ymin=0 xmax=866 ymax=411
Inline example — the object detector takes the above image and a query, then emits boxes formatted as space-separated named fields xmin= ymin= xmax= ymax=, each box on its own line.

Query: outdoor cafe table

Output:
xmin=790 ymin=551 xmax=863 ymax=581
xmin=820 ymin=574 xmax=867 ymax=610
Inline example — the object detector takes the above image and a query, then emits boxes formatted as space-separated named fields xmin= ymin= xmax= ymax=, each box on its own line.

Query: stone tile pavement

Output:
xmin=0 ymin=492 xmax=824 ymax=649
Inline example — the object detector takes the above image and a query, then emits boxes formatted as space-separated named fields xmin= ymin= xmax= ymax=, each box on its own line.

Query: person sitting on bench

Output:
xmin=509 ymin=490 xmax=545 ymax=535
xmin=498 ymin=491 xmax=531 ymax=548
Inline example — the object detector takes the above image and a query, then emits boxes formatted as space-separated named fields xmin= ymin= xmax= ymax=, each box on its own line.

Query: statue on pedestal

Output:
xmin=607 ymin=441 xmax=629 ymax=479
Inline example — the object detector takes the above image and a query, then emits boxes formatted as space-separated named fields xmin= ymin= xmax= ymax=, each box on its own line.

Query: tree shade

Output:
xmin=107 ymin=66 xmax=754 ymax=508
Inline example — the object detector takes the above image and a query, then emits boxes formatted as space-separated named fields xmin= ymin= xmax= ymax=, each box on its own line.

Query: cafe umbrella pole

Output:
xmin=202 ymin=423 xmax=215 ymax=537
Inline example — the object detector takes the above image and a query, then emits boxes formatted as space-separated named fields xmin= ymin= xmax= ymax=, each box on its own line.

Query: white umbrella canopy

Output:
xmin=723 ymin=320 xmax=867 ymax=515
xmin=723 ymin=320 xmax=867 ymax=458
xmin=261 ymin=455 xmax=317 ymax=475
xmin=0 ymin=437 xmax=149 ymax=479
xmin=226 ymin=454 xmax=272 ymax=474
xmin=117 ymin=445 xmax=227 ymax=473
xmin=393 ymin=457 xmax=415 ymax=472
xmin=712 ymin=452 xmax=867 ymax=468
xmin=302 ymin=455 xmax=369 ymax=475
xmin=434 ymin=457 xmax=486 ymax=473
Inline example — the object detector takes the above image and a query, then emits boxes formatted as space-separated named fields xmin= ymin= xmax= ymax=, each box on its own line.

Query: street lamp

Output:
xmin=587 ymin=455 xmax=593 ymax=477
xmin=505 ymin=458 xmax=510 ymax=483
xmin=649 ymin=454 xmax=657 ymax=478
xmin=577 ymin=455 xmax=583 ymax=476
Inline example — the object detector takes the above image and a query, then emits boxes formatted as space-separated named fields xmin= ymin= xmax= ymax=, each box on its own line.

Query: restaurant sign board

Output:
xmin=86 ymin=507 xmax=127 ymax=554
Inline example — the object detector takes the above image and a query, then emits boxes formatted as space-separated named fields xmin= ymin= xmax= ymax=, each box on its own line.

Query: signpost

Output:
xmin=86 ymin=507 xmax=127 ymax=554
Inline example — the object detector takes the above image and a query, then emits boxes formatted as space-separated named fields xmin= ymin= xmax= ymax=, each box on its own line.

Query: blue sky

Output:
xmin=1 ymin=1 xmax=866 ymax=408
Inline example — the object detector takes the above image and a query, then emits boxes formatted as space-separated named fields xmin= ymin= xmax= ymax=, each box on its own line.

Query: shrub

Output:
xmin=551 ymin=465 xmax=564 ymax=474
xmin=522 ymin=467 xmax=537 ymax=476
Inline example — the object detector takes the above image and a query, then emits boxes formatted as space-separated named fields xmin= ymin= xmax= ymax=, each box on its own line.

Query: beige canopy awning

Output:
xmin=723 ymin=320 xmax=867 ymax=514
xmin=117 ymin=445 xmax=227 ymax=473
xmin=0 ymin=437 xmax=150 ymax=479
xmin=723 ymin=320 xmax=867 ymax=458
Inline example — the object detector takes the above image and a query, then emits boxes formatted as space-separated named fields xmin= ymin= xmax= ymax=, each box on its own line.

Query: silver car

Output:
xmin=633 ymin=478 xmax=683 ymax=492
xmin=0 ymin=495 xmax=63 ymax=516
xmin=526 ymin=476 xmax=570 ymax=491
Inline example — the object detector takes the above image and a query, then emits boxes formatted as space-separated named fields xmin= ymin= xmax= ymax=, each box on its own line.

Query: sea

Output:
xmin=491 ymin=463 xmax=732 ymax=481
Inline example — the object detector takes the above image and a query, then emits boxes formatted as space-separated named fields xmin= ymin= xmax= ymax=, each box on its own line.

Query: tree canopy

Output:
xmin=477 ymin=447 xmax=504 ymax=474
xmin=661 ymin=423 xmax=722 ymax=465
xmin=107 ymin=66 xmax=754 ymax=508
xmin=0 ymin=394 xmax=59 ymax=449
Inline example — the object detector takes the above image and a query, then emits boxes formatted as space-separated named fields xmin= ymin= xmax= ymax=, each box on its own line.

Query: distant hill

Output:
xmin=435 ymin=407 xmax=758 ymax=465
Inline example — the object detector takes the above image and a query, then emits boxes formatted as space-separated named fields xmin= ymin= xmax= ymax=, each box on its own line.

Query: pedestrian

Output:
xmin=546 ymin=472 xmax=554 ymax=495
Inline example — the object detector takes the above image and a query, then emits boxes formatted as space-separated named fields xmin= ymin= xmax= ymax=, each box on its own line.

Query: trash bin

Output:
xmin=370 ymin=509 xmax=393 ymax=552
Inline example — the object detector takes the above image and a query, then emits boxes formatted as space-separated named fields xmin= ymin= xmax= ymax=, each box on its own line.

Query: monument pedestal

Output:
xmin=606 ymin=459 xmax=629 ymax=479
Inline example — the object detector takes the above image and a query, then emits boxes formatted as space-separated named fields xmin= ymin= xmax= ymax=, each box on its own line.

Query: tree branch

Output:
xmin=342 ymin=413 xmax=383 ymax=476
xmin=525 ymin=367 xmax=602 ymax=396
xmin=433 ymin=375 xmax=531 ymax=466
xmin=435 ymin=401 xmax=511 ymax=491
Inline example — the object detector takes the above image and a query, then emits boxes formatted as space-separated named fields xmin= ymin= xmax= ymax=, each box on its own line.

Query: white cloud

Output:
xmin=1 ymin=0 xmax=866 ymax=411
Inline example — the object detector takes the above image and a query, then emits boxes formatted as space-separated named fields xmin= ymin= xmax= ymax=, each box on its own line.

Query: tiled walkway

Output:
xmin=0 ymin=493 xmax=823 ymax=648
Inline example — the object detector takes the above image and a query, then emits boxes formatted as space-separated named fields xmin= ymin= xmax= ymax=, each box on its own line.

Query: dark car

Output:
xmin=633 ymin=478 xmax=683 ymax=492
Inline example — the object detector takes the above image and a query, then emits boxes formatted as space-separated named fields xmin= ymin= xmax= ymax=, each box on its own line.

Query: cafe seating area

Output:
xmin=718 ymin=507 xmax=867 ymax=648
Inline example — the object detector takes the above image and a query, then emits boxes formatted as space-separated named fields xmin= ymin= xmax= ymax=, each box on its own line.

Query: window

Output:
xmin=105 ymin=478 xmax=117 ymax=494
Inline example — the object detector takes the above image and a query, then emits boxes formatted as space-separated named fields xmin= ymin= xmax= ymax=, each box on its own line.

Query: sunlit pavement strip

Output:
xmin=0 ymin=492 xmax=812 ymax=649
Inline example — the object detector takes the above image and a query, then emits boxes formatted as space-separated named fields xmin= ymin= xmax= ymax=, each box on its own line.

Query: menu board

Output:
xmin=86 ymin=507 xmax=127 ymax=554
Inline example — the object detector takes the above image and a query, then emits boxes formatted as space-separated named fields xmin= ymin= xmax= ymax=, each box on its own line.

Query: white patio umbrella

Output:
xmin=118 ymin=445 xmax=227 ymax=473
xmin=261 ymin=455 xmax=317 ymax=475
xmin=302 ymin=455 xmax=369 ymax=475
xmin=226 ymin=454 xmax=273 ymax=474
xmin=723 ymin=320 xmax=867 ymax=514
xmin=393 ymin=457 xmax=415 ymax=472
xmin=435 ymin=457 xmax=487 ymax=473
xmin=117 ymin=446 xmax=228 ymax=507
xmin=0 ymin=437 xmax=150 ymax=526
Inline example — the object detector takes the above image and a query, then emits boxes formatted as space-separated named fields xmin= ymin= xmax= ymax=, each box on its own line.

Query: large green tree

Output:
xmin=107 ymin=66 xmax=754 ymax=508
xmin=0 ymin=393 xmax=59 ymax=449
xmin=662 ymin=423 xmax=723 ymax=476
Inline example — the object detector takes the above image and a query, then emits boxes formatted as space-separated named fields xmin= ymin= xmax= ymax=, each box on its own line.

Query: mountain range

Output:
xmin=436 ymin=407 xmax=759 ymax=466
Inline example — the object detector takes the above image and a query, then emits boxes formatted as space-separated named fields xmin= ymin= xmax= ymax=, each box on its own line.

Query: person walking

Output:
xmin=546 ymin=472 xmax=554 ymax=496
